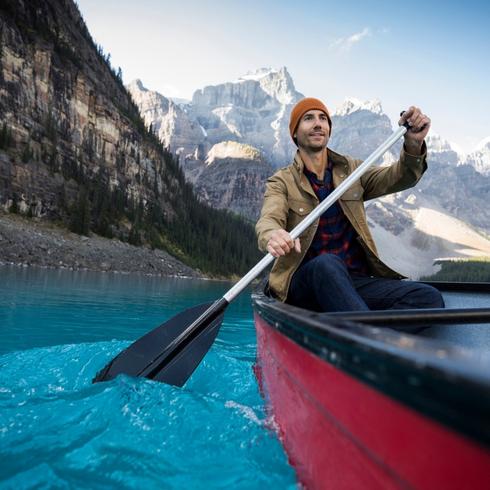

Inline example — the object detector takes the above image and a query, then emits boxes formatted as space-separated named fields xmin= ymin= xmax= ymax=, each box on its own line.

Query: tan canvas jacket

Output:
xmin=255 ymin=145 xmax=428 ymax=302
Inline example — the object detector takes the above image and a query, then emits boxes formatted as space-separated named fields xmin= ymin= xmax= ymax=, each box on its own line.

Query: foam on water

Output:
xmin=0 ymin=267 xmax=297 ymax=489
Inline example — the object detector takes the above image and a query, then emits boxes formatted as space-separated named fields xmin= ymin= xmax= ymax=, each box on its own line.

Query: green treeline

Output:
xmin=65 ymin=149 xmax=261 ymax=278
xmin=163 ymin=176 xmax=260 ymax=276
xmin=421 ymin=259 xmax=490 ymax=282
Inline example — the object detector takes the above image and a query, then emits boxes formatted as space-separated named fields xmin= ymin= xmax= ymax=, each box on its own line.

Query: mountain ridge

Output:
xmin=129 ymin=71 xmax=490 ymax=277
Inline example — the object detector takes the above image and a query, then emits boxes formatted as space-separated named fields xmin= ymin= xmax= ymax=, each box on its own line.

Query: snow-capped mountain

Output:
xmin=414 ymin=134 xmax=490 ymax=233
xmin=129 ymin=67 xmax=303 ymax=167
xmin=334 ymin=97 xmax=384 ymax=117
xmin=233 ymin=67 xmax=298 ymax=105
xmin=465 ymin=137 xmax=490 ymax=175
xmin=128 ymin=70 xmax=490 ymax=277
xmin=426 ymin=134 xmax=462 ymax=160
xmin=190 ymin=66 xmax=303 ymax=165
xmin=128 ymin=68 xmax=302 ymax=221
xmin=329 ymin=98 xmax=398 ymax=162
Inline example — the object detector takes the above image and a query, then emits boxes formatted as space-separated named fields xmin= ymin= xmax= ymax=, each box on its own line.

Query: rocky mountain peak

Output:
xmin=426 ymin=134 xmax=460 ymax=153
xmin=236 ymin=67 xmax=280 ymax=81
xmin=334 ymin=97 xmax=384 ymax=117
xmin=329 ymin=97 xmax=394 ymax=160
xmin=128 ymin=79 xmax=204 ymax=156
xmin=128 ymin=79 xmax=147 ymax=92
xmin=425 ymin=134 xmax=461 ymax=166
xmin=465 ymin=137 xmax=490 ymax=175
xmin=192 ymin=66 xmax=302 ymax=110
xmin=476 ymin=136 xmax=490 ymax=151
xmin=237 ymin=66 xmax=299 ymax=105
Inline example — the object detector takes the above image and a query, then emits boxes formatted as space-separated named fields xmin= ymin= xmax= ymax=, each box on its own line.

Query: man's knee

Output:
xmin=311 ymin=254 xmax=346 ymax=276
xmin=408 ymin=283 xmax=445 ymax=309
xmin=424 ymin=285 xmax=445 ymax=308
xmin=305 ymin=254 xmax=350 ymax=291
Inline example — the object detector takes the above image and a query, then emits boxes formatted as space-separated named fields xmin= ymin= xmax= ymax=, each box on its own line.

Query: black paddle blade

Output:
xmin=93 ymin=299 xmax=227 ymax=386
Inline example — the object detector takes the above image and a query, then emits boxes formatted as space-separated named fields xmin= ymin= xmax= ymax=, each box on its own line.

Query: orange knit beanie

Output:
xmin=289 ymin=97 xmax=332 ymax=145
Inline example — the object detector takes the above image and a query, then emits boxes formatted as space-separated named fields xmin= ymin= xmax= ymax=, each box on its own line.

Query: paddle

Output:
xmin=93 ymin=122 xmax=411 ymax=386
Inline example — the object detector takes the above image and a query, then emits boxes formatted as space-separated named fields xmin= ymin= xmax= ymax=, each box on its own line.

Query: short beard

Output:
xmin=298 ymin=140 xmax=328 ymax=153
xmin=307 ymin=143 xmax=325 ymax=152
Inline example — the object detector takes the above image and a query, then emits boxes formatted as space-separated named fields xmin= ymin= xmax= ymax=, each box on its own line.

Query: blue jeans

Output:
xmin=287 ymin=254 xmax=445 ymax=313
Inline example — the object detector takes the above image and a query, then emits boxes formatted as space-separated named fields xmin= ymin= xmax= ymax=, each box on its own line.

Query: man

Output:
xmin=255 ymin=97 xmax=444 ymax=313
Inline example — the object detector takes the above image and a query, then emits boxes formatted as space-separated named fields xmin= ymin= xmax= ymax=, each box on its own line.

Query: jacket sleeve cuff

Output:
xmin=401 ymin=141 xmax=427 ymax=167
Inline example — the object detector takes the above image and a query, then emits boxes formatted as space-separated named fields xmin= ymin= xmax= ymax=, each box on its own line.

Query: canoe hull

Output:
xmin=255 ymin=312 xmax=490 ymax=489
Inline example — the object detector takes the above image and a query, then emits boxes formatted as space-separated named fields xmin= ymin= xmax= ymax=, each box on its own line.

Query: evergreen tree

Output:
xmin=0 ymin=122 xmax=12 ymax=149
xmin=421 ymin=259 xmax=490 ymax=282
xmin=70 ymin=187 xmax=91 ymax=236
xmin=9 ymin=195 xmax=19 ymax=214
xmin=21 ymin=143 xmax=32 ymax=163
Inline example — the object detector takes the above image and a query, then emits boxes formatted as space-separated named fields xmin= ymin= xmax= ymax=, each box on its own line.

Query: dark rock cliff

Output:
xmin=0 ymin=0 xmax=177 ymax=223
xmin=0 ymin=0 xmax=260 ymax=276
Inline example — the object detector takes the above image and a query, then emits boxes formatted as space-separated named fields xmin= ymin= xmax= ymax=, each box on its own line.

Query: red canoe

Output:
xmin=252 ymin=281 xmax=490 ymax=490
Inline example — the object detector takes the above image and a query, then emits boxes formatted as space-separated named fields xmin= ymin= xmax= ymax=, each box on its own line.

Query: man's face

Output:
xmin=294 ymin=109 xmax=330 ymax=151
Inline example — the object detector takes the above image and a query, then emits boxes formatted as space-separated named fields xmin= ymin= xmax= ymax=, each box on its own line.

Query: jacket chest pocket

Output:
xmin=286 ymin=198 xmax=314 ymax=230
xmin=339 ymin=183 xmax=364 ymax=201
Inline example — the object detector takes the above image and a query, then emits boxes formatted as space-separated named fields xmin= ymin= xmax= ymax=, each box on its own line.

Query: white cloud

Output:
xmin=329 ymin=27 xmax=371 ymax=52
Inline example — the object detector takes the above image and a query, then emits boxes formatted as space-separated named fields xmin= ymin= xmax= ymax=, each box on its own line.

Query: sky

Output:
xmin=76 ymin=0 xmax=490 ymax=153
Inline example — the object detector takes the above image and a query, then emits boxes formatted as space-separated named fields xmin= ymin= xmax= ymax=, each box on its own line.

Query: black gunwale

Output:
xmin=252 ymin=281 xmax=490 ymax=447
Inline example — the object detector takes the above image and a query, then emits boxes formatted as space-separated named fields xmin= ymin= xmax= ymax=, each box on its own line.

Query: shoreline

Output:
xmin=0 ymin=212 xmax=203 ymax=279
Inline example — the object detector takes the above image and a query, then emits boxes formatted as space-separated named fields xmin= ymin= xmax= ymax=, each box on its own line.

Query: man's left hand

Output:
xmin=399 ymin=106 xmax=431 ymax=155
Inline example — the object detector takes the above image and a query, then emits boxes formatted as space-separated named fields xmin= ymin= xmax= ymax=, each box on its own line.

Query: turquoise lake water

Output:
xmin=0 ymin=266 xmax=297 ymax=489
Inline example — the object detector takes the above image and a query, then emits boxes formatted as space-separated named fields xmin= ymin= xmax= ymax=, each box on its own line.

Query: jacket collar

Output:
xmin=292 ymin=148 xmax=350 ymax=199
xmin=292 ymin=147 xmax=348 ymax=173
xmin=292 ymin=151 xmax=313 ymax=199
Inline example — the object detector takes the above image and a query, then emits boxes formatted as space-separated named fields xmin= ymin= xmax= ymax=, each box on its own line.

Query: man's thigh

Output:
xmin=351 ymin=276 xmax=443 ymax=310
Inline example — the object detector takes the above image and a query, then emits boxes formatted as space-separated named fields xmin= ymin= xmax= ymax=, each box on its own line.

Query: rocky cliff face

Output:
xmin=126 ymin=79 xmax=204 ymax=159
xmin=411 ymin=137 xmax=490 ymax=233
xmin=0 ymin=0 xmax=178 ymax=227
xmin=191 ymin=141 xmax=274 ymax=221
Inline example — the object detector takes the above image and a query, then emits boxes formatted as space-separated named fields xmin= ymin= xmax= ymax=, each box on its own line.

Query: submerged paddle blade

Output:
xmin=152 ymin=310 xmax=223 ymax=386
xmin=93 ymin=299 xmax=227 ymax=386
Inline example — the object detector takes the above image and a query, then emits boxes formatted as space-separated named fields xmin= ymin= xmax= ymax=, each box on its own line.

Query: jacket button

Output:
xmin=299 ymin=207 xmax=304 ymax=212
xmin=340 ymin=173 xmax=345 ymax=178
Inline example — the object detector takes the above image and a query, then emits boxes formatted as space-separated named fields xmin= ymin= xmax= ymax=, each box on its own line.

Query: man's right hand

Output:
xmin=266 ymin=229 xmax=301 ymax=257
